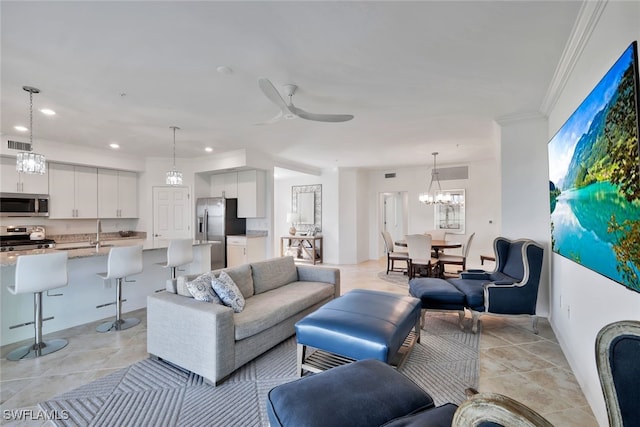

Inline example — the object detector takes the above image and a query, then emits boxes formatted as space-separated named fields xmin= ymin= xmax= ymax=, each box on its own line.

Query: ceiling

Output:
xmin=0 ymin=1 xmax=583 ymax=171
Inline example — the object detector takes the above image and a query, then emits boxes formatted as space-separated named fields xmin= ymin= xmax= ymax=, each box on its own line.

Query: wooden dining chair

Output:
xmin=404 ymin=234 xmax=439 ymax=279
xmin=438 ymin=232 xmax=475 ymax=277
xmin=381 ymin=231 xmax=409 ymax=274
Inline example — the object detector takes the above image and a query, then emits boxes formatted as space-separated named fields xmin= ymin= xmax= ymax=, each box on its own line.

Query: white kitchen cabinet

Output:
xmin=226 ymin=236 xmax=266 ymax=268
xmin=98 ymin=169 xmax=138 ymax=218
xmin=48 ymin=163 xmax=97 ymax=218
xmin=0 ymin=156 xmax=48 ymax=194
xmin=237 ymin=169 xmax=265 ymax=218
xmin=210 ymin=172 xmax=238 ymax=198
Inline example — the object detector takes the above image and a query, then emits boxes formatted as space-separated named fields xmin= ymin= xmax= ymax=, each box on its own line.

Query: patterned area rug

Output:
xmin=377 ymin=270 xmax=410 ymax=287
xmin=40 ymin=313 xmax=479 ymax=427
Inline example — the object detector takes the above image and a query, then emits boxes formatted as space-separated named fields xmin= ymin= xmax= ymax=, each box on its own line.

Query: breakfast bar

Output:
xmin=0 ymin=240 xmax=211 ymax=346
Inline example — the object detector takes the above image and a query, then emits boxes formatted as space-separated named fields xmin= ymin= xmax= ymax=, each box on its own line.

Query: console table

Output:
xmin=281 ymin=236 xmax=323 ymax=265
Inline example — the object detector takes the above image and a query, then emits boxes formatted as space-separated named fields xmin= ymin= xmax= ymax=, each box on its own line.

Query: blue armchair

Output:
xmin=596 ymin=320 xmax=640 ymax=427
xmin=447 ymin=237 xmax=544 ymax=333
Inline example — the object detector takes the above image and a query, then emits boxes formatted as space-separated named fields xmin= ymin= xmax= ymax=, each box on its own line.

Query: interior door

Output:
xmin=153 ymin=186 xmax=191 ymax=245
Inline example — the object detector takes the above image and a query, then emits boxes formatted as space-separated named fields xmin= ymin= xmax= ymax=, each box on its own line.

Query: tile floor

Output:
xmin=0 ymin=258 xmax=598 ymax=426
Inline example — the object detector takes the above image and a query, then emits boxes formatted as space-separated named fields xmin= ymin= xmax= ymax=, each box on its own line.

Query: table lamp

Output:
xmin=286 ymin=212 xmax=300 ymax=235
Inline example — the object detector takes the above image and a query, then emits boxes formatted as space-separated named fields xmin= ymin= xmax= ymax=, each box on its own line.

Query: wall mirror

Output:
xmin=292 ymin=184 xmax=322 ymax=232
xmin=434 ymin=189 xmax=465 ymax=234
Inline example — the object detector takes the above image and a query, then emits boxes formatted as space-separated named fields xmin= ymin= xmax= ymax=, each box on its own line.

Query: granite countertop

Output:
xmin=0 ymin=238 xmax=212 ymax=267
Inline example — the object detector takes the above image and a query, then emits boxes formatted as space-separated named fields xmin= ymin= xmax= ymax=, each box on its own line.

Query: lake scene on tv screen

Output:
xmin=548 ymin=42 xmax=640 ymax=293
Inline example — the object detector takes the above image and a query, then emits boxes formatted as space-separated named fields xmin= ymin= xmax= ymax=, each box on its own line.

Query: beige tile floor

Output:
xmin=0 ymin=258 xmax=597 ymax=426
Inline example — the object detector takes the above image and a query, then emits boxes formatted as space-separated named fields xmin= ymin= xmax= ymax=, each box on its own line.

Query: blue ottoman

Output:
xmin=267 ymin=359 xmax=458 ymax=427
xmin=295 ymin=289 xmax=421 ymax=375
xmin=409 ymin=278 xmax=466 ymax=329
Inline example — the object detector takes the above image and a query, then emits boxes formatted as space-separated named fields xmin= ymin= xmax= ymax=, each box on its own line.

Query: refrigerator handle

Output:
xmin=203 ymin=209 xmax=208 ymax=239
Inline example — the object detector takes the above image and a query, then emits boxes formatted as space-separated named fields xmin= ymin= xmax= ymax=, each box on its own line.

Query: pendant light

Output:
xmin=418 ymin=152 xmax=452 ymax=205
xmin=16 ymin=86 xmax=46 ymax=175
xmin=166 ymin=126 xmax=183 ymax=185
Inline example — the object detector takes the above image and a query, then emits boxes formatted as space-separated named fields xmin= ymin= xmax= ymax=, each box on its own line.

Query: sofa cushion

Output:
xmin=222 ymin=264 xmax=254 ymax=298
xmin=250 ymin=256 xmax=298 ymax=295
xmin=234 ymin=281 xmax=334 ymax=340
xmin=212 ymin=271 xmax=245 ymax=313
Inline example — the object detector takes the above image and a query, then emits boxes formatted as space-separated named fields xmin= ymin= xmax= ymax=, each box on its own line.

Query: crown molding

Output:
xmin=539 ymin=0 xmax=608 ymax=115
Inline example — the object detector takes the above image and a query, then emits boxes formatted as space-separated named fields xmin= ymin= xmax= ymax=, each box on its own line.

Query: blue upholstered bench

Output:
xmin=267 ymin=359 xmax=458 ymax=427
xmin=295 ymin=289 xmax=421 ymax=375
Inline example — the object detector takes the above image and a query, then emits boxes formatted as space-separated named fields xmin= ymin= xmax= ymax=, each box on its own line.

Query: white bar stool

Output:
xmin=95 ymin=245 xmax=143 ymax=333
xmin=159 ymin=239 xmax=194 ymax=279
xmin=6 ymin=252 xmax=69 ymax=361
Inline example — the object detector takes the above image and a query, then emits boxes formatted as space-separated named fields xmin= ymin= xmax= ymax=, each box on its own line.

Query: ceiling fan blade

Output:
xmin=258 ymin=78 xmax=291 ymax=113
xmin=254 ymin=110 xmax=285 ymax=126
xmin=291 ymin=106 xmax=354 ymax=123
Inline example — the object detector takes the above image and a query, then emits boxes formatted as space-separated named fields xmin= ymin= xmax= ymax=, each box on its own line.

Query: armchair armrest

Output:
xmin=460 ymin=271 xmax=490 ymax=280
xmin=492 ymin=280 xmax=515 ymax=286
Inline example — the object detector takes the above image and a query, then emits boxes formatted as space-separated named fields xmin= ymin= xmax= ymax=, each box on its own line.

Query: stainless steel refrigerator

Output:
xmin=195 ymin=198 xmax=246 ymax=270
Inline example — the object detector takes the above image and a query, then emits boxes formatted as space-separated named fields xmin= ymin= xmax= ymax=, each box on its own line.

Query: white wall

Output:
xmin=499 ymin=116 xmax=551 ymax=315
xmin=367 ymin=158 xmax=501 ymax=269
xmin=542 ymin=2 xmax=640 ymax=424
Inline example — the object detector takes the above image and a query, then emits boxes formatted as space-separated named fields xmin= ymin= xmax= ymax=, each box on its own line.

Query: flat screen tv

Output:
xmin=548 ymin=41 xmax=640 ymax=293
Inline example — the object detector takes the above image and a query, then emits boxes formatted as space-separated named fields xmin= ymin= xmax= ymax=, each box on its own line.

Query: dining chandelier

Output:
xmin=418 ymin=152 xmax=452 ymax=205
xmin=166 ymin=126 xmax=183 ymax=185
xmin=16 ymin=86 xmax=46 ymax=175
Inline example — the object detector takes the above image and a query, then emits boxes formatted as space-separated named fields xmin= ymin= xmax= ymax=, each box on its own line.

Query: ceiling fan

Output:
xmin=256 ymin=77 xmax=354 ymax=125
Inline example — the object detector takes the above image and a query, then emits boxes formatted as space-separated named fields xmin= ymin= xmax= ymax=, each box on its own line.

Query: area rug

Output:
xmin=377 ymin=270 xmax=410 ymax=287
xmin=40 ymin=313 xmax=479 ymax=427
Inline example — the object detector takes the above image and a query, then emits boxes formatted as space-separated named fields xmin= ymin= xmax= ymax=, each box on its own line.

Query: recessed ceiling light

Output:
xmin=109 ymin=143 xmax=120 ymax=149
xmin=39 ymin=108 xmax=56 ymax=115
xmin=205 ymin=147 xmax=213 ymax=152
xmin=216 ymin=66 xmax=233 ymax=75
xmin=14 ymin=125 xmax=28 ymax=132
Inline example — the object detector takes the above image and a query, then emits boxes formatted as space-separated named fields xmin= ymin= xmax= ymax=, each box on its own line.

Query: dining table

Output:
xmin=395 ymin=239 xmax=462 ymax=258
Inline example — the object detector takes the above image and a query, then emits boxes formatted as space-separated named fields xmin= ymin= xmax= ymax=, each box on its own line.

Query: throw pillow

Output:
xmin=186 ymin=272 xmax=222 ymax=304
xmin=212 ymin=270 xmax=245 ymax=312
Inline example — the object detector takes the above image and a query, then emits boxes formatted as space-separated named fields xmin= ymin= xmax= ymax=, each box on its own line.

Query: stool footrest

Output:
xmin=96 ymin=299 xmax=127 ymax=309
xmin=9 ymin=316 xmax=53 ymax=330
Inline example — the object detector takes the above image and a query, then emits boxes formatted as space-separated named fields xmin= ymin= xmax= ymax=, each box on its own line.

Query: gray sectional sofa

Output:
xmin=147 ymin=256 xmax=340 ymax=385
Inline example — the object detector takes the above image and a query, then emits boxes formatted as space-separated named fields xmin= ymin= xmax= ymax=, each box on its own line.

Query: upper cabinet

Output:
xmin=211 ymin=172 xmax=238 ymax=198
xmin=0 ymin=156 xmax=49 ymax=194
xmin=237 ymin=169 xmax=265 ymax=218
xmin=97 ymin=169 xmax=138 ymax=218
xmin=48 ymin=163 xmax=98 ymax=218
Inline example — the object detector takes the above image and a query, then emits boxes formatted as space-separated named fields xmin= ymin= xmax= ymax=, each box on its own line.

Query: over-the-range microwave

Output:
xmin=0 ymin=193 xmax=49 ymax=217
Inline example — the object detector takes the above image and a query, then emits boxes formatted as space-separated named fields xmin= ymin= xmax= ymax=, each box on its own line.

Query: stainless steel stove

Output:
xmin=0 ymin=225 xmax=56 ymax=252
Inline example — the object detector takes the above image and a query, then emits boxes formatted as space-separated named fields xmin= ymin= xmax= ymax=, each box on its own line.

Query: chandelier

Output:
xmin=16 ymin=86 xmax=46 ymax=175
xmin=418 ymin=152 xmax=452 ymax=205
xmin=166 ymin=126 xmax=183 ymax=185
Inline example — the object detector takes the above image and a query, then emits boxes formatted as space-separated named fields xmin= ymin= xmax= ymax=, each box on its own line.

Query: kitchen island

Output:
xmin=0 ymin=239 xmax=211 ymax=346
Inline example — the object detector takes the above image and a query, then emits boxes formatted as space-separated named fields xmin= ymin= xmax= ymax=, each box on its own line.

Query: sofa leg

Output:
xmin=531 ymin=316 xmax=539 ymax=335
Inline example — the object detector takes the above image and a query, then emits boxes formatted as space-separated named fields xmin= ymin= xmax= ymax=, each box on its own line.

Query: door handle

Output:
xmin=155 ymin=234 xmax=160 ymax=237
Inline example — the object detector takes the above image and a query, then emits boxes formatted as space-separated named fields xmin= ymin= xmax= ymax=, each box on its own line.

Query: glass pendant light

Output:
xmin=16 ymin=86 xmax=46 ymax=175
xmin=418 ymin=152 xmax=452 ymax=205
xmin=166 ymin=126 xmax=183 ymax=185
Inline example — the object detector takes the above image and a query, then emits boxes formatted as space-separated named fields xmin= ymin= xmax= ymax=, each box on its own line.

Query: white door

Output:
xmin=153 ymin=186 xmax=191 ymax=245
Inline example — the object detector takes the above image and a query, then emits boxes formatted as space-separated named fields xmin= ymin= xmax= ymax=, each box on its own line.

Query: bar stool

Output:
xmin=6 ymin=252 xmax=69 ymax=361
xmin=160 ymin=239 xmax=193 ymax=279
xmin=96 ymin=245 xmax=143 ymax=333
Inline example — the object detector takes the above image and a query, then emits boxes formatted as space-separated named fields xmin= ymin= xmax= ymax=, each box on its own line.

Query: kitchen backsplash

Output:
xmin=0 ymin=217 xmax=140 ymax=235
